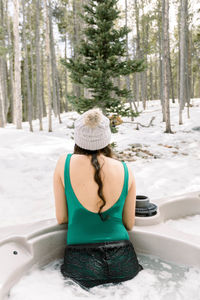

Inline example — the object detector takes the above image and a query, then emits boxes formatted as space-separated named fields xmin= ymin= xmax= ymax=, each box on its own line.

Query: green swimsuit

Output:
xmin=64 ymin=153 xmax=130 ymax=245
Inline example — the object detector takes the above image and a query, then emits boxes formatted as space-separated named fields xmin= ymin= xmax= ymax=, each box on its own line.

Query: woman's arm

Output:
xmin=122 ymin=165 xmax=136 ymax=231
xmin=53 ymin=156 xmax=68 ymax=224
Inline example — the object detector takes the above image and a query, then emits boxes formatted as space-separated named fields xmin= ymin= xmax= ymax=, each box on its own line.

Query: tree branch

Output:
xmin=123 ymin=116 xmax=155 ymax=129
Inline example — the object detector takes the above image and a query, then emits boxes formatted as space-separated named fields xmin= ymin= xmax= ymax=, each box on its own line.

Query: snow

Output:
xmin=164 ymin=214 xmax=200 ymax=236
xmin=0 ymin=99 xmax=200 ymax=226
xmin=1 ymin=98 xmax=200 ymax=299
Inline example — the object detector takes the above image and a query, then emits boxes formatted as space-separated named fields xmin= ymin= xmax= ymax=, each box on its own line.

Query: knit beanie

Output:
xmin=74 ymin=107 xmax=112 ymax=151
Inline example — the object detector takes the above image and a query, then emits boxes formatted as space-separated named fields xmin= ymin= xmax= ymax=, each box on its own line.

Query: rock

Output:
xmin=67 ymin=124 xmax=74 ymax=129
xmin=125 ymin=157 xmax=136 ymax=162
xmin=129 ymin=143 xmax=142 ymax=148
xmin=154 ymin=155 xmax=161 ymax=159
xmin=135 ymin=152 xmax=145 ymax=158
xmin=163 ymin=145 xmax=173 ymax=148
xmin=140 ymin=149 xmax=154 ymax=156
xmin=192 ymin=126 xmax=200 ymax=131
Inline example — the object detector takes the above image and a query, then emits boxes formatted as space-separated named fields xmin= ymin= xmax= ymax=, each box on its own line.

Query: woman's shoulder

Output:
xmin=57 ymin=152 xmax=69 ymax=163
xmin=58 ymin=152 xmax=129 ymax=166
xmin=104 ymin=156 xmax=134 ymax=191
xmin=57 ymin=152 xmax=133 ymax=170
xmin=57 ymin=152 xmax=134 ymax=189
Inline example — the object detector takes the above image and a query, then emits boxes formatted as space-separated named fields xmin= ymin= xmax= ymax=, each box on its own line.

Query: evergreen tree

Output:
xmin=61 ymin=0 xmax=145 ymax=116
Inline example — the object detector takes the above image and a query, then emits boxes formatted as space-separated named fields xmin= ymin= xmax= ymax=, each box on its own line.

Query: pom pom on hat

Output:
xmin=84 ymin=107 xmax=102 ymax=128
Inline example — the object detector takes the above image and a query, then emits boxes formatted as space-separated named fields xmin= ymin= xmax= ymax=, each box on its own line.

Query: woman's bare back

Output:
xmin=59 ymin=154 xmax=131 ymax=213
xmin=58 ymin=153 xmax=136 ymax=230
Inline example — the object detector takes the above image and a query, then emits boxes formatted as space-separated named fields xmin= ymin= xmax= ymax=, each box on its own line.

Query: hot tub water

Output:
xmin=7 ymin=254 xmax=200 ymax=300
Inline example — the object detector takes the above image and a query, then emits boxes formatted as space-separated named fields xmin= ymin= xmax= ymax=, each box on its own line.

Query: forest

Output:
xmin=0 ymin=0 xmax=199 ymax=133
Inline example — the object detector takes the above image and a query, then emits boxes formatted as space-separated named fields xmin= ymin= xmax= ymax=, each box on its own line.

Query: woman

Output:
xmin=53 ymin=107 xmax=143 ymax=290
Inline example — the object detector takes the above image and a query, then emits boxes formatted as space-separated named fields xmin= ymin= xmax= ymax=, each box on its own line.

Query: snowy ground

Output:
xmin=1 ymin=98 xmax=200 ymax=299
xmin=0 ymin=98 xmax=200 ymax=227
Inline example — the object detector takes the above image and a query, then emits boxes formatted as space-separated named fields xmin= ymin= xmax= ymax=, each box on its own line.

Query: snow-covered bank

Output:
xmin=0 ymin=99 xmax=199 ymax=227
xmin=164 ymin=214 xmax=200 ymax=236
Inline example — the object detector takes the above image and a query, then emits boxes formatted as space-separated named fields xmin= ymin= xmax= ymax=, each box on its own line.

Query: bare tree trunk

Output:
xmin=134 ymin=0 xmax=141 ymax=107
xmin=6 ymin=2 xmax=14 ymax=123
xmin=49 ymin=4 xmax=62 ymax=123
xmin=1 ymin=0 xmax=9 ymax=124
xmin=168 ymin=44 xmax=175 ymax=103
xmin=185 ymin=0 xmax=190 ymax=118
xmin=22 ymin=0 xmax=33 ymax=132
xmin=64 ymin=33 xmax=69 ymax=112
xmin=150 ymin=58 xmax=153 ymax=100
xmin=72 ymin=0 xmax=81 ymax=98
xmin=41 ymin=46 xmax=47 ymax=117
xmin=190 ymin=34 xmax=195 ymax=99
xmin=44 ymin=0 xmax=52 ymax=132
xmin=28 ymin=7 xmax=36 ymax=120
xmin=179 ymin=0 xmax=188 ymax=124
xmin=4 ymin=62 xmax=9 ymax=122
xmin=125 ymin=0 xmax=135 ymax=120
xmin=158 ymin=0 xmax=165 ymax=121
xmin=55 ymin=66 xmax=62 ymax=123
xmin=132 ymin=73 xmax=137 ymax=107
xmin=140 ymin=0 xmax=147 ymax=110
xmin=162 ymin=0 xmax=172 ymax=133
xmin=154 ymin=55 xmax=158 ymax=100
xmin=35 ymin=0 xmax=43 ymax=130
xmin=1 ymin=60 xmax=8 ymax=125
xmin=0 ymin=60 xmax=5 ymax=127
xmin=143 ymin=20 xmax=149 ymax=105
xmin=13 ymin=0 xmax=22 ymax=129
xmin=0 ymin=0 xmax=5 ymax=127
xmin=49 ymin=1 xmax=58 ymax=119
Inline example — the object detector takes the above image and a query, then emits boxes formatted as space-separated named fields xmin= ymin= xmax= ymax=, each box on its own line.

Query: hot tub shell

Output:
xmin=0 ymin=191 xmax=200 ymax=300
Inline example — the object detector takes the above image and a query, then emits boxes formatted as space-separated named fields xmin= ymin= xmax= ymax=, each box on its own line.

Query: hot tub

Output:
xmin=0 ymin=191 xmax=200 ymax=300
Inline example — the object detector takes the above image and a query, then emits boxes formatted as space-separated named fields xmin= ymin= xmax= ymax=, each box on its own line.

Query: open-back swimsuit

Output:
xmin=60 ymin=153 xmax=143 ymax=289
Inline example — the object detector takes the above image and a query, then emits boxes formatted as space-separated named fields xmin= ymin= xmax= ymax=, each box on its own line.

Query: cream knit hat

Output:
xmin=74 ymin=107 xmax=112 ymax=150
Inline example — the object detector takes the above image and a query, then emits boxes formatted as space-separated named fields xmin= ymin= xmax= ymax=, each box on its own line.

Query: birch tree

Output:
xmin=179 ymin=0 xmax=186 ymax=124
xmin=22 ymin=0 xmax=33 ymax=131
xmin=44 ymin=0 xmax=52 ymax=132
xmin=0 ymin=0 xmax=5 ymax=127
xmin=35 ymin=0 xmax=43 ymax=130
xmin=13 ymin=0 xmax=22 ymax=129
xmin=125 ymin=0 xmax=137 ymax=119
xmin=162 ymin=0 xmax=173 ymax=133
xmin=6 ymin=2 xmax=14 ymax=123
xmin=0 ymin=0 xmax=9 ymax=126
xmin=134 ymin=0 xmax=141 ymax=107
xmin=0 ymin=63 xmax=5 ymax=127
xmin=179 ymin=0 xmax=190 ymax=124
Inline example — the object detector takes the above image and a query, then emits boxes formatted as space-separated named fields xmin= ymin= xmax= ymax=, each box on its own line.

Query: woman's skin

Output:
xmin=53 ymin=153 xmax=136 ymax=231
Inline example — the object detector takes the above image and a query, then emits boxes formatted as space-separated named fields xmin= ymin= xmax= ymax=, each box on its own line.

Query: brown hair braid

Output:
xmin=73 ymin=143 xmax=116 ymax=221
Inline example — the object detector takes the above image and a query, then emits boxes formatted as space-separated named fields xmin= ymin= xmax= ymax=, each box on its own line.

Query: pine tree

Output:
xmin=61 ymin=0 xmax=145 ymax=116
